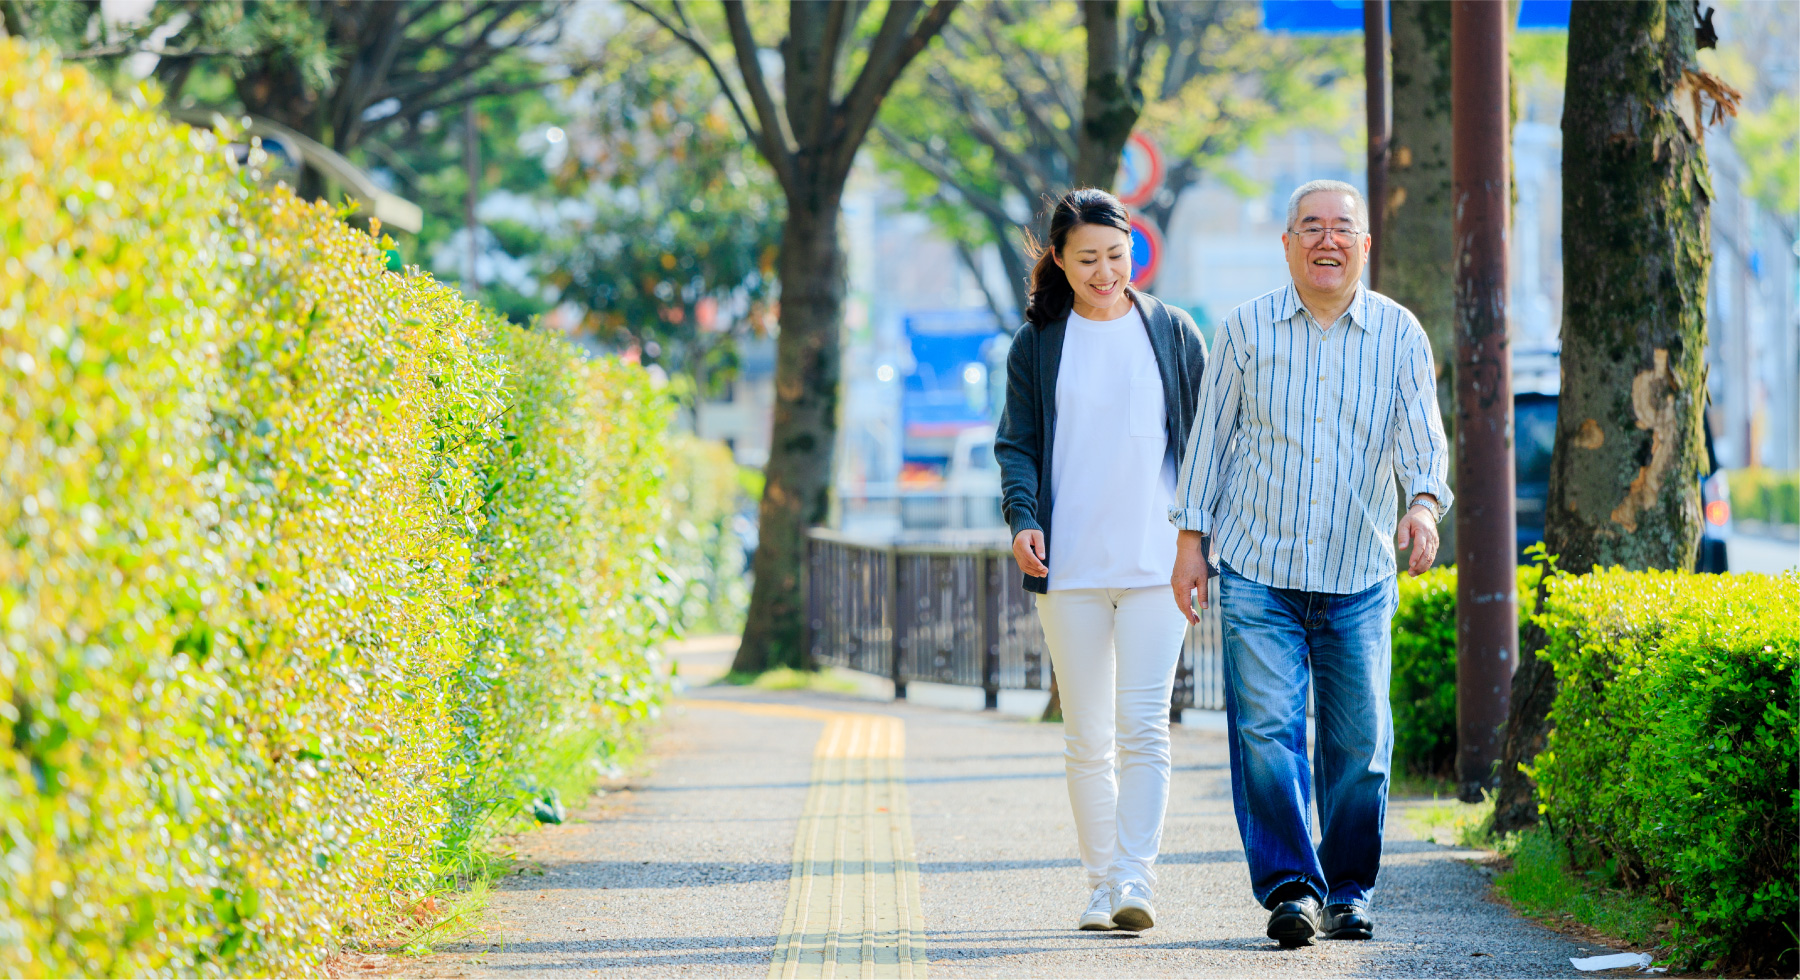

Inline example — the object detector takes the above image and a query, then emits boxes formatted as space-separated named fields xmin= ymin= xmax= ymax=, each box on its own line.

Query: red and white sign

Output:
xmin=1116 ymin=133 xmax=1164 ymax=208
xmin=1129 ymin=216 xmax=1163 ymax=287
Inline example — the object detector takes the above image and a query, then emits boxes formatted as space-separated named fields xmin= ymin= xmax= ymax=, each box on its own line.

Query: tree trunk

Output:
xmin=697 ymin=0 xmax=953 ymax=675
xmin=1493 ymin=0 xmax=1712 ymax=832
xmin=734 ymin=200 xmax=846 ymax=673
xmin=1381 ymin=1 xmax=1458 ymax=568
xmin=1381 ymin=0 xmax=1454 ymax=426
xmin=1073 ymin=0 xmax=1140 ymax=189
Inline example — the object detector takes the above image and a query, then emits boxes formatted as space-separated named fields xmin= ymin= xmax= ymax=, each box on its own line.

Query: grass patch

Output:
xmin=1390 ymin=772 xmax=1457 ymax=800
xmin=1404 ymin=794 xmax=1496 ymax=849
xmin=361 ymin=725 xmax=649 ymax=958
xmin=1493 ymin=826 xmax=1670 ymax=952
xmin=717 ymin=666 xmax=865 ymax=694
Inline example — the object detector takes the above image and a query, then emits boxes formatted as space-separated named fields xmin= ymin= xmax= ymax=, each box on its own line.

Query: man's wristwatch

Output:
xmin=1408 ymin=494 xmax=1439 ymax=519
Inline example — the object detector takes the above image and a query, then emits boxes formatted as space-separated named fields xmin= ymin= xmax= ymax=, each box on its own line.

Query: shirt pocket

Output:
xmin=1129 ymin=377 xmax=1163 ymax=439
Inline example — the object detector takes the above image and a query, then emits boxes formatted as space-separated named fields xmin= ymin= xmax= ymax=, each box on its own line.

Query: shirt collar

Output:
xmin=1279 ymin=281 xmax=1372 ymax=332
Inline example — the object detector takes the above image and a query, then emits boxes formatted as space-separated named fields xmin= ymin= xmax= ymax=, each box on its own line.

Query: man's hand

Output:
xmin=1396 ymin=502 xmax=1440 ymax=576
xmin=1170 ymin=529 xmax=1209 ymax=624
xmin=1012 ymin=529 xmax=1048 ymax=577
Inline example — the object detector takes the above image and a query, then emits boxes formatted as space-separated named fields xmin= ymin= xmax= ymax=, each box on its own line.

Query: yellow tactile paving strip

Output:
xmin=686 ymin=701 xmax=927 ymax=979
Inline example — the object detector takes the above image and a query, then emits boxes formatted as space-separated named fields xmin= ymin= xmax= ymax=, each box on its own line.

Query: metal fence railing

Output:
xmin=804 ymin=528 xmax=1227 ymax=716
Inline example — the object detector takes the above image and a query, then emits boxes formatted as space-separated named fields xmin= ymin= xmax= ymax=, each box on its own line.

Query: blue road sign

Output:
xmin=1261 ymin=0 xmax=1569 ymax=33
xmin=1516 ymin=0 xmax=1571 ymax=30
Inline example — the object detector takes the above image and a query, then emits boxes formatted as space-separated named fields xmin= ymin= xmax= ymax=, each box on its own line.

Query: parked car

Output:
xmin=1513 ymin=393 xmax=1729 ymax=572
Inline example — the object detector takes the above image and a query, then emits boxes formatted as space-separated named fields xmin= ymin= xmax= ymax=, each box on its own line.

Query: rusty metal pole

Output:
xmin=1451 ymin=0 xmax=1516 ymax=804
xmin=1364 ymin=0 xmax=1390 ymax=290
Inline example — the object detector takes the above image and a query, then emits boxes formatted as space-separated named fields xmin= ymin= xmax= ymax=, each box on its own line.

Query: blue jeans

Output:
xmin=1218 ymin=562 xmax=1396 ymax=910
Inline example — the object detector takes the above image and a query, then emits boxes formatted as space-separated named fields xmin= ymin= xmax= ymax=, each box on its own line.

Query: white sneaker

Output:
xmin=1111 ymin=879 xmax=1156 ymax=931
xmin=1077 ymin=885 xmax=1114 ymax=930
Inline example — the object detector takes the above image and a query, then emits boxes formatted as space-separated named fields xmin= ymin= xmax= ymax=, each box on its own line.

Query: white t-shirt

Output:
xmin=1048 ymin=306 xmax=1178 ymax=591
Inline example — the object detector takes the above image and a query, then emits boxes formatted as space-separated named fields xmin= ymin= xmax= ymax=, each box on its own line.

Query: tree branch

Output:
xmin=720 ymin=0 xmax=799 ymax=193
xmin=966 ymin=32 xmax=1076 ymax=168
xmin=981 ymin=207 xmax=1034 ymax=322
xmin=797 ymin=0 xmax=853 ymax=150
xmin=380 ymin=2 xmax=552 ymax=103
xmin=975 ymin=10 xmax=1079 ymax=130
xmin=396 ymin=77 xmax=554 ymax=123
xmin=955 ymin=237 xmax=1014 ymax=332
xmin=402 ymin=0 xmax=510 ymax=59
xmin=2 ymin=0 xmax=32 ymax=39
xmin=831 ymin=0 xmax=958 ymax=184
xmin=1125 ymin=0 xmax=1163 ymax=95
xmin=927 ymin=63 xmax=1056 ymax=197
xmin=877 ymin=121 xmax=1017 ymax=229
xmin=624 ymin=0 xmax=786 ymax=193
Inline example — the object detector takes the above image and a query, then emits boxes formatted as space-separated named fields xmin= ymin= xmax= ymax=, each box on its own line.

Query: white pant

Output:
xmin=1036 ymin=586 xmax=1189 ymax=890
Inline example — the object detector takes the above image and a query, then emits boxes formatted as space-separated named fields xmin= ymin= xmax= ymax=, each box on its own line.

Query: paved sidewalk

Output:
xmin=404 ymin=668 xmax=1591 ymax=978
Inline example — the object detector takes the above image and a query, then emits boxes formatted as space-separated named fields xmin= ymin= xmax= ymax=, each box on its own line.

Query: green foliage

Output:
xmin=1493 ymin=827 xmax=1668 ymax=951
xmin=10 ymin=0 xmax=576 ymax=319
xmin=1403 ymin=796 xmax=1495 ymax=850
xmin=663 ymin=436 xmax=751 ymax=635
xmin=1531 ymin=568 xmax=1798 ymax=974
xmin=1733 ymin=92 xmax=1799 ymax=224
xmin=0 ymin=42 xmax=670 ymax=976
xmin=1389 ymin=564 xmax=1543 ymax=777
xmin=873 ymin=0 xmax=1358 ymax=313
xmin=1730 ymin=467 xmax=1800 ymax=526
xmin=550 ymin=17 xmax=781 ymax=392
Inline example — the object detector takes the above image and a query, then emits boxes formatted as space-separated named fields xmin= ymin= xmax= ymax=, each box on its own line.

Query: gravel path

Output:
xmin=400 ymin=676 xmax=1590 ymax=978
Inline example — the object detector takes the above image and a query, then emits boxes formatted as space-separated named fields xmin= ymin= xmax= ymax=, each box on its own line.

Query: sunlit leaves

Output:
xmin=1533 ymin=569 xmax=1798 ymax=972
xmin=1 ymin=41 xmax=671 ymax=977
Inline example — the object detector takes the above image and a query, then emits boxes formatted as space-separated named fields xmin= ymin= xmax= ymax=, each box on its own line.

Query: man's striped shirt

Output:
xmin=1169 ymin=282 xmax=1453 ymax=594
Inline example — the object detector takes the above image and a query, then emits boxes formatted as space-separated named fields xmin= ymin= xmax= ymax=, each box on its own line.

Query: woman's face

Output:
xmin=1053 ymin=222 xmax=1133 ymax=316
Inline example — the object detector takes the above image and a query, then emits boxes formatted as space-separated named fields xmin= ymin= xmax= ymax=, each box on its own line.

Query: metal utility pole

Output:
xmin=1450 ymin=0 xmax=1515 ymax=804
xmin=1364 ymin=0 xmax=1390 ymax=290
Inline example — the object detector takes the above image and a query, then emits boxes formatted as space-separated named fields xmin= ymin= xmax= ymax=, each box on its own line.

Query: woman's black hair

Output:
xmin=1022 ymin=187 xmax=1134 ymax=328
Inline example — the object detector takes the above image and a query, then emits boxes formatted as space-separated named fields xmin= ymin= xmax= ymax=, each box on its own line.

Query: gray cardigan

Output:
xmin=994 ymin=290 xmax=1211 ymax=594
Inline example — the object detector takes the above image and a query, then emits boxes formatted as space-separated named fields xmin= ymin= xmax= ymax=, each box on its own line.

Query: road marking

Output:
xmin=769 ymin=712 xmax=927 ymax=979
xmin=683 ymin=699 xmax=927 ymax=977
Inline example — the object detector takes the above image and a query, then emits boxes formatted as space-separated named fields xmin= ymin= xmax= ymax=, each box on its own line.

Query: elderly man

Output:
xmin=1168 ymin=180 xmax=1451 ymax=947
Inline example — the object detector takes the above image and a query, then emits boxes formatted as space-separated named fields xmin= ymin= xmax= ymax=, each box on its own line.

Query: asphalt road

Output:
xmin=1728 ymin=532 xmax=1800 ymax=574
xmin=392 ymin=652 xmax=1599 ymax=979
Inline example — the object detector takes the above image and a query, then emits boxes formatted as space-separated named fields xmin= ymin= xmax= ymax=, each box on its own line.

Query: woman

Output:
xmin=995 ymin=188 xmax=1210 ymax=932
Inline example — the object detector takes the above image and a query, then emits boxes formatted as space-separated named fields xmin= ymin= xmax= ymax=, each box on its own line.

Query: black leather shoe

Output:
xmin=1266 ymin=894 xmax=1322 ymax=947
xmin=1323 ymin=903 xmax=1374 ymax=940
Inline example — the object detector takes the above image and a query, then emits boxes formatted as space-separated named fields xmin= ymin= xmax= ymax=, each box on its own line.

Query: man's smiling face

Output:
xmin=1283 ymin=190 xmax=1369 ymax=298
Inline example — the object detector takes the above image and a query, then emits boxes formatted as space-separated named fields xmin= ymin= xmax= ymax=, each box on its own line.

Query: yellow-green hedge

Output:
xmin=1729 ymin=467 xmax=1799 ymax=527
xmin=1532 ymin=569 xmax=1798 ymax=973
xmin=1389 ymin=564 xmax=1542 ymax=777
xmin=0 ymin=41 xmax=669 ymax=976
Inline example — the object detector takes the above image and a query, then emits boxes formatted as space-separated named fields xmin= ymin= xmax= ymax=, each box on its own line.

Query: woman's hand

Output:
xmin=1012 ymin=529 xmax=1048 ymax=577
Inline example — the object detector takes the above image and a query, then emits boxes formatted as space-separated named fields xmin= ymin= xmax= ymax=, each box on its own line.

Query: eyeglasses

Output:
xmin=1291 ymin=226 xmax=1366 ymax=247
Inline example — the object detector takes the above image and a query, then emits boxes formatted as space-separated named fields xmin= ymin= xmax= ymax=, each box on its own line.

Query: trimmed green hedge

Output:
xmin=1390 ymin=565 xmax=1541 ymax=778
xmin=1532 ymin=569 xmax=1798 ymax=974
xmin=1730 ymin=467 xmax=1799 ymax=527
xmin=1 ymin=41 xmax=670 ymax=976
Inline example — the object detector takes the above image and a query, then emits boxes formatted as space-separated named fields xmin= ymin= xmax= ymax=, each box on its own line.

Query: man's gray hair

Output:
xmin=1285 ymin=179 xmax=1369 ymax=231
